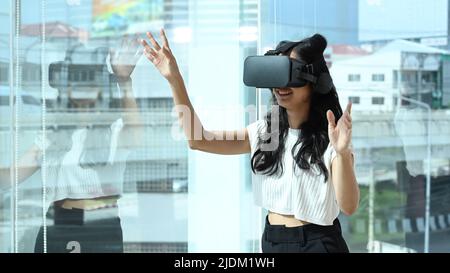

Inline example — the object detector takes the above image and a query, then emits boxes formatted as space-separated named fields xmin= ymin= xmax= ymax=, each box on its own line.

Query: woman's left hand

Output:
xmin=327 ymin=102 xmax=352 ymax=154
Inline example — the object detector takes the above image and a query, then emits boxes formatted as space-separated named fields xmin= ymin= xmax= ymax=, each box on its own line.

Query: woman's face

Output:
xmin=273 ymin=50 xmax=312 ymax=110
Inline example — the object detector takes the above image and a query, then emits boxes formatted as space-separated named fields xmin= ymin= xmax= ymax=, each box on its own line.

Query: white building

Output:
xmin=330 ymin=40 xmax=448 ymax=112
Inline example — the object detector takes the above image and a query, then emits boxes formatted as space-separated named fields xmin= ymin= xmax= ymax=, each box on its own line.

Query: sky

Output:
xmin=359 ymin=0 xmax=448 ymax=41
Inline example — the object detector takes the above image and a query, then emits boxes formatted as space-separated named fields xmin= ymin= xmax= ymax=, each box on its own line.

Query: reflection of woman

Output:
xmin=393 ymin=105 xmax=427 ymax=252
xmin=141 ymin=30 xmax=359 ymax=253
xmin=0 ymin=38 xmax=142 ymax=253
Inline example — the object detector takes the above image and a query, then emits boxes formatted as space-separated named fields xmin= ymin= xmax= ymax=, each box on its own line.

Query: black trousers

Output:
xmin=34 ymin=205 xmax=123 ymax=253
xmin=262 ymin=216 xmax=350 ymax=253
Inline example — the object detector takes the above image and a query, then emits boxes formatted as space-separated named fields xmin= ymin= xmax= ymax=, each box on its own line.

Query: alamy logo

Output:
xmin=170 ymin=104 xmax=280 ymax=152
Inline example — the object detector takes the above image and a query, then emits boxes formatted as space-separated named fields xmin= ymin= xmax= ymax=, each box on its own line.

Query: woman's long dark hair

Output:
xmin=251 ymin=34 xmax=343 ymax=182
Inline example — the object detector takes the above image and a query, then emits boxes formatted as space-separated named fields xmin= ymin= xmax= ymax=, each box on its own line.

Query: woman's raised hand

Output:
xmin=327 ymin=102 xmax=353 ymax=155
xmin=140 ymin=29 xmax=181 ymax=82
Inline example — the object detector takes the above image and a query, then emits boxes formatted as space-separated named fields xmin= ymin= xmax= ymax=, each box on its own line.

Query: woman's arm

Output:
xmin=331 ymin=149 xmax=359 ymax=216
xmin=141 ymin=29 xmax=250 ymax=155
xmin=327 ymin=102 xmax=360 ymax=216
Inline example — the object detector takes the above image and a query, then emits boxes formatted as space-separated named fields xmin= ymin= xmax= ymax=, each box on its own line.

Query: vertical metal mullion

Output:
xmin=9 ymin=0 xmax=20 ymax=253
xmin=8 ymin=0 xmax=15 ymax=254
xmin=40 ymin=0 xmax=47 ymax=254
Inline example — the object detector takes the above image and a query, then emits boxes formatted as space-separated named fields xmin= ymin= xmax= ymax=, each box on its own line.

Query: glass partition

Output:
xmin=1 ymin=0 xmax=259 ymax=253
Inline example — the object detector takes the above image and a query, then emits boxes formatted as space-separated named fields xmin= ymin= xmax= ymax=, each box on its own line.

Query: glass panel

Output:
xmin=4 ymin=0 xmax=259 ymax=253
xmin=0 ymin=0 xmax=12 ymax=253
xmin=14 ymin=0 xmax=46 ymax=253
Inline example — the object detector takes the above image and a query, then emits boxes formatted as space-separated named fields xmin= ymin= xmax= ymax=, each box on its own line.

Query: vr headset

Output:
xmin=243 ymin=40 xmax=334 ymax=94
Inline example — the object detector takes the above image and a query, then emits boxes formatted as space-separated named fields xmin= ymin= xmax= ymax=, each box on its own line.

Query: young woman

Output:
xmin=141 ymin=30 xmax=359 ymax=253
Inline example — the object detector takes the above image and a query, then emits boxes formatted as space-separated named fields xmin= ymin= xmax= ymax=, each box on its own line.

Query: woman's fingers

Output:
xmin=146 ymin=32 xmax=161 ymax=51
xmin=147 ymin=47 xmax=158 ymax=57
xmin=344 ymin=110 xmax=352 ymax=123
xmin=343 ymin=119 xmax=352 ymax=129
xmin=141 ymin=40 xmax=158 ymax=63
xmin=160 ymin=29 xmax=170 ymax=50
xmin=141 ymin=40 xmax=157 ymax=56
xmin=327 ymin=110 xmax=336 ymax=129
xmin=140 ymin=39 xmax=151 ymax=51
xmin=144 ymin=50 xmax=157 ymax=63
xmin=142 ymin=30 xmax=169 ymax=60
xmin=338 ymin=117 xmax=352 ymax=131
xmin=345 ymin=101 xmax=352 ymax=115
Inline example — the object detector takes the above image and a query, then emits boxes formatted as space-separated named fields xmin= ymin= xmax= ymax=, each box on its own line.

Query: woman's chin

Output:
xmin=276 ymin=99 xmax=290 ymax=108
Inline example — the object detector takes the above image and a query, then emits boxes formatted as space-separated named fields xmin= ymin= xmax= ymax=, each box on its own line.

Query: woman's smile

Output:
xmin=275 ymin=88 xmax=293 ymax=99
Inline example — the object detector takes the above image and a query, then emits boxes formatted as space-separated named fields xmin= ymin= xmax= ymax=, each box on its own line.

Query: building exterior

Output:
xmin=331 ymin=40 xmax=449 ymax=112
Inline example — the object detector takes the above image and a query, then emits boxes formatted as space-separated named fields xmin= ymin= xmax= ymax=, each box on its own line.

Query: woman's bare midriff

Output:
xmin=268 ymin=211 xmax=311 ymax=227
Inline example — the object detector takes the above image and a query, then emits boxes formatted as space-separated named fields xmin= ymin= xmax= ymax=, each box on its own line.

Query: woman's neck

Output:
xmin=286 ymin=102 xmax=310 ymax=129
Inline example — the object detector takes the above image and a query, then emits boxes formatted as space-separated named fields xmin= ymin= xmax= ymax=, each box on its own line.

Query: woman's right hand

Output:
xmin=141 ymin=29 xmax=181 ymax=82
